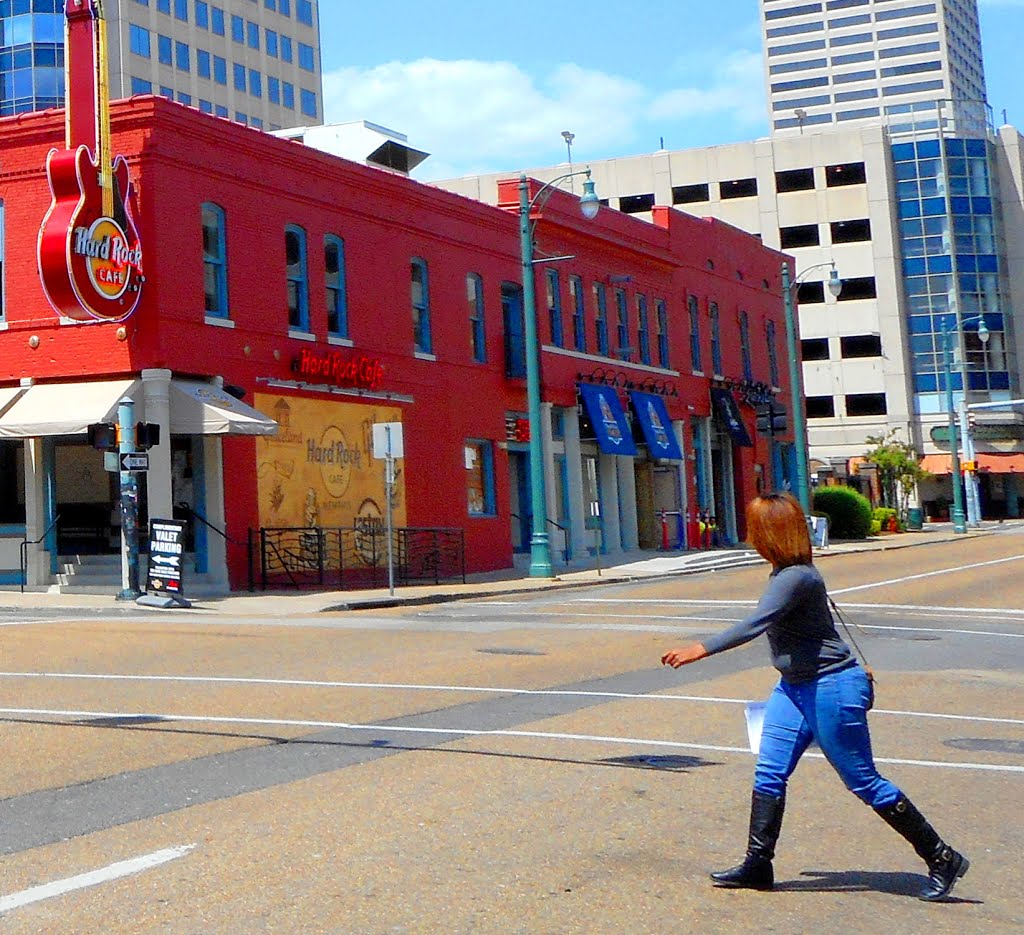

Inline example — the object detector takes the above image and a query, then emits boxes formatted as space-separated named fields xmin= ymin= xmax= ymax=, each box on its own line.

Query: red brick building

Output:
xmin=0 ymin=97 xmax=793 ymax=592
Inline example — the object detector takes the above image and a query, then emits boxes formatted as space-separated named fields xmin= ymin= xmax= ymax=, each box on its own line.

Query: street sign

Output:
xmin=147 ymin=518 xmax=186 ymax=595
xmin=119 ymin=452 xmax=149 ymax=472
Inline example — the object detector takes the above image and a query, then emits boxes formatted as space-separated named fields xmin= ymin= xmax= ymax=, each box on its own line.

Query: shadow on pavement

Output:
xmin=776 ymin=868 xmax=983 ymax=903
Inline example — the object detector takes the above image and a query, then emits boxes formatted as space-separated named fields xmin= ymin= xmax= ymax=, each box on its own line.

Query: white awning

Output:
xmin=169 ymin=380 xmax=278 ymax=435
xmin=0 ymin=379 xmax=139 ymax=437
xmin=0 ymin=385 xmax=27 ymax=419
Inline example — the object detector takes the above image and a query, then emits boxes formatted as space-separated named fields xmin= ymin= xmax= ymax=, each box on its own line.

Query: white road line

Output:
xmin=2 ymin=671 xmax=1022 ymax=726
xmin=830 ymin=553 xmax=1024 ymax=594
xmin=566 ymin=598 xmax=1024 ymax=617
xmin=0 ymin=705 xmax=1020 ymax=775
xmin=0 ymin=845 xmax=195 ymax=914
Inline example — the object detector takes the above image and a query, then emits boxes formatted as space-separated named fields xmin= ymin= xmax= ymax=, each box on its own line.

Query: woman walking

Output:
xmin=661 ymin=492 xmax=968 ymax=901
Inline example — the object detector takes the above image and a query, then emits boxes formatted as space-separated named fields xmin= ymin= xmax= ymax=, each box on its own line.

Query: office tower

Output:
xmin=0 ymin=0 xmax=323 ymax=131
xmin=764 ymin=0 xmax=987 ymax=135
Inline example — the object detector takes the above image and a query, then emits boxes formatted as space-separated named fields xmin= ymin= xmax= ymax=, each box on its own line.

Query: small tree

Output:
xmin=864 ymin=430 xmax=930 ymax=518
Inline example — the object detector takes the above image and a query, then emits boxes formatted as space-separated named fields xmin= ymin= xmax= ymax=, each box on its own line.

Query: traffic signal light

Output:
xmin=756 ymin=402 xmax=787 ymax=435
xmin=135 ymin=422 xmax=161 ymax=450
xmin=87 ymin=422 xmax=118 ymax=450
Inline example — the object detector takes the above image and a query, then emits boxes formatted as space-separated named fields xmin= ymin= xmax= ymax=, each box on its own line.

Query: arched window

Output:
xmin=325 ymin=235 xmax=347 ymax=338
xmin=285 ymin=224 xmax=309 ymax=332
xmin=411 ymin=257 xmax=432 ymax=354
xmin=201 ymin=202 xmax=228 ymax=318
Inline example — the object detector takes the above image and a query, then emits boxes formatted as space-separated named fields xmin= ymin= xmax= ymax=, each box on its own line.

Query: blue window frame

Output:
xmin=175 ymin=41 xmax=190 ymax=72
xmin=280 ymin=36 xmax=293 ymax=63
xmin=195 ymin=1 xmax=209 ymax=29
xmin=710 ymin=301 xmax=722 ymax=375
xmin=546 ymin=268 xmax=563 ymax=347
xmin=233 ymin=63 xmax=246 ymax=92
xmin=468 ymin=273 xmax=486 ymax=362
xmin=279 ymin=0 xmax=291 ymax=14
xmin=298 ymin=42 xmax=315 ymax=71
xmin=325 ymin=235 xmax=348 ymax=338
xmin=411 ymin=258 xmax=432 ymax=354
xmin=767 ymin=319 xmax=780 ymax=387
xmin=265 ymin=0 xmax=277 ymax=9
xmin=131 ymin=77 xmax=153 ymax=94
xmin=465 ymin=440 xmax=496 ymax=516
xmin=211 ymin=6 xmax=224 ymax=35
xmin=249 ymin=69 xmax=262 ymax=97
xmin=215 ymin=104 xmax=228 ymax=117
xmin=158 ymin=0 xmax=170 ymax=12
xmin=213 ymin=55 xmax=226 ymax=84
xmin=282 ymin=82 xmax=295 ymax=109
xmin=174 ymin=0 xmax=188 ymax=20
xmin=199 ymin=99 xmax=212 ymax=113
xmin=689 ymin=296 xmax=702 ymax=370
xmin=297 ymin=0 xmax=313 ymax=25
xmin=157 ymin=34 xmax=172 ymax=65
xmin=267 ymin=76 xmax=280 ymax=104
xmin=501 ymin=282 xmax=526 ymax=378
xmin=129 ymin=24 xmax=150 ymax=58
xmin=231 ymin=14 xmax=244 ymax=42
xmin=285 ymin=225 xmax=309 ymax=332
xmin=594 ymin=282 xmax=609 ymax=356
xmin=202 ymin=203 xmax=228 ymax=318
xmin=177 ymin=92 xmax=192 ymax=106
xmin=570 ymin=275 xmax=586 ymax=352
xmin=740 ymin=310 xmax=753 ymax=379
xmin=265 ymin=29 xmax=278 ymax=57
xmin=300 ymin=89 xmax=317 ymax=118
xmin=637 ymin=294 xmax=650 ymax=364
xmin=656 ymin=299 xmax=669 ymax=368
xmin=197 ymin=49 xmax=210 ymax=79
xmin=247 ymin=21 xmax=259 ymax=50
xmin=614 ymin=288 xmax=629 ymax=359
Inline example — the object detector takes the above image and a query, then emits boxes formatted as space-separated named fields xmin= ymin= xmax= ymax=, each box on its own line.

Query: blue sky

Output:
xmin=318 ymin=0 xmax=1024 ymax=181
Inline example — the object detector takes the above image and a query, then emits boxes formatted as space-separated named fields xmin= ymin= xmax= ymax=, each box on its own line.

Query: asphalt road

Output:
xmin=0 ymin=529 xmax=1022 ymax=933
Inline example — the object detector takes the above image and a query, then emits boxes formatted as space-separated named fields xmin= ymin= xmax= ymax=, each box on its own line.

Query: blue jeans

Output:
xmin=753 ymin=664 xmax=901 ymax=808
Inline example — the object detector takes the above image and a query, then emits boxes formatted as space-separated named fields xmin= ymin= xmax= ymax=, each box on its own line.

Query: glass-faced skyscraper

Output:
xmin=0 ymin=0 xmax=323 ymax=131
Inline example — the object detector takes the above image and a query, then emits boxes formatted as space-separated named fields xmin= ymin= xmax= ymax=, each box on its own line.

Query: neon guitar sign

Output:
xmin=38 ymin=0 xmax=144 ymax=323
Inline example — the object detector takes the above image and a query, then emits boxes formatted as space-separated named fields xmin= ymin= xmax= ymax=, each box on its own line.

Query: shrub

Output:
xmin=872 ymin=506 xmax=903 ymax=532
xmin=870 ymin=519 xmax=882 ymax=536
xmin=813 ymin=486 xmax=873 ymax=539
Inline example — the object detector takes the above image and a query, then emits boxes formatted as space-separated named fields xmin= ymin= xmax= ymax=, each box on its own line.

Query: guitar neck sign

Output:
xmin=38 ymin=1 xmax=145 ymax=323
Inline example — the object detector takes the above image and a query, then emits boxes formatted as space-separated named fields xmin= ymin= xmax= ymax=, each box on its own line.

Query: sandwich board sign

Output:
xmin=142 ymin=518 xmax=190 ymax=607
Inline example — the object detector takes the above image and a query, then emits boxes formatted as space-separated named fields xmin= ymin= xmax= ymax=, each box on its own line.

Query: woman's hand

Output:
xmin=661 ymin=643 xmax=708 ymax=668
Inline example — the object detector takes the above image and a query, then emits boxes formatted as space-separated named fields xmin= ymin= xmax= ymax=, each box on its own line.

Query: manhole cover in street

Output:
xmin=476 ymin=647 xmax=547 ymax=656
xmin=944 ymin=738 xmax=1024 ymax=755
xmin=80 ymin=715 xmax=167 ymax=728
xmin=601 ymin=755 xmax=715 ymax=771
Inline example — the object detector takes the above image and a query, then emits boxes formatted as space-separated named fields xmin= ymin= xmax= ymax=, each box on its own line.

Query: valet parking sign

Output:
xmin=147 ymin=519 xmax=187 ymax=595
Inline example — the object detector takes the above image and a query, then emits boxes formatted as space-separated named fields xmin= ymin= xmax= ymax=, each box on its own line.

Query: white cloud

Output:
xmin=321 ymin=52 xmax=766 ymax=181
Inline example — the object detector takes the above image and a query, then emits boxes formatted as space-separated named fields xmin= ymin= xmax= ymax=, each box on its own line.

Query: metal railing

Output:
xmin=19 ymin=513 xmax=60 ymax=594
xmin=176 ymin=503 xmax=255 ymax=591
xmin=509 ymin=513 xmax=570 ymax=563
xmin=250 ymin=525 xmax=466 ymax=591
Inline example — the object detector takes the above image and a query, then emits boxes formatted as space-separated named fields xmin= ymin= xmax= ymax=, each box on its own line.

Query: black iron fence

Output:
xmin=250 ymin=525 xmax=466 ymax=591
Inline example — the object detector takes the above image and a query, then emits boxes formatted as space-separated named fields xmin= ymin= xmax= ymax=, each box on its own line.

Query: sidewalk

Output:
xmin=2 ymin=520 xmax=1016 ymax=618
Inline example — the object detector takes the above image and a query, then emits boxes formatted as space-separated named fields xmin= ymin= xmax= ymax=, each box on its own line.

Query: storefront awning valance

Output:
xmin=0 ymin=379 xmax=139 ymax=437
xmin=169 ymin=380 xmax=278 ymax=435
xmin=628 ymin=390 xmax=682 ymax=460
xmin=710 ymin=388 xmax=753 ymax=447
xmin=579 ymin=383 xmax=637 ymax=456
xmin=920 ymin=452 xmax=1024 ymax=475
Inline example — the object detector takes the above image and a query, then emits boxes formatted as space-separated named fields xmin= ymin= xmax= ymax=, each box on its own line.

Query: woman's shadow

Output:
xmin=775 ymin=869 xmax=982 ymax=904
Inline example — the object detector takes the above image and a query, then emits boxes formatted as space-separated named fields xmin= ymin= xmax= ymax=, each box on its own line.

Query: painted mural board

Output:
xmin=254 ymin=394 xmax=406 ymax=537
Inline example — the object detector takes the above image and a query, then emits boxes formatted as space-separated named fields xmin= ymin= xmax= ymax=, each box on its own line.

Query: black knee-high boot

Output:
xmin=874 ymin=797 xmax=969 ymax=901
xmin=711 ymin=790 xmax=786 ymax=890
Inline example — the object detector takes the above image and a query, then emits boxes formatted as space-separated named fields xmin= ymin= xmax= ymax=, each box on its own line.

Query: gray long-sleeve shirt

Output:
xmin=701 ymin=563 xmax=854 ymax=683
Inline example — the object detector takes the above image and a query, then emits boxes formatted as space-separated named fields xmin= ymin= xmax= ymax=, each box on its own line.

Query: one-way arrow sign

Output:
xmin=120 ymin=452 xmax=150 ymax=472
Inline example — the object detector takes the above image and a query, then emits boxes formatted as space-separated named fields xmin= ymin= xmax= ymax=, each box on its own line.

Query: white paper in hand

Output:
xmin=745 ymin=701 xmax=767 ymax=754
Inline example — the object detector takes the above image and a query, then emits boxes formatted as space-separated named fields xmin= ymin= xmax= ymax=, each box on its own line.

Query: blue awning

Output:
xmin=629 ymin=390 xmax=682 ymax=460
xmin=710 ymin=388 xmax=753 ymax=447
xmin=579 ymin=384 xmax=637 ymax=456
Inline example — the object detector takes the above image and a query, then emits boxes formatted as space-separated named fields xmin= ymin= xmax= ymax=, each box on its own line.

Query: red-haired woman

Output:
xmin=662 ymin=492 xmax=968 ymax=901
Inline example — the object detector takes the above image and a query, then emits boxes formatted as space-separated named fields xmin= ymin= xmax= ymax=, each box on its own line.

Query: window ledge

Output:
xmin=414 ymin=351 xmax=437 ymax=361
xmin=288 ymin=330 xmax=317 ymax=342
xmin=0 ymin=321 xmax=8 ymax=331
xmin=327 ymin=335 xmax=354 ymax=347
xmin=204 ymin=315 xmax=235 ymax=329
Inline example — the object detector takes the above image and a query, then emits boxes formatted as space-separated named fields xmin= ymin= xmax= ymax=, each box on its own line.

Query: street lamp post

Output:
xmin=781 ymin=259 xmax=842 ymax=513
xmin=941 ymin=315 xmax=988 ymax=534
xmin=519 ymin=169 xmax=600 ymax=577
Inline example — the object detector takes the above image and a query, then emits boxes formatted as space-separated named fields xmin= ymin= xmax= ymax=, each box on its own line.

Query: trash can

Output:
xmin=906 ymin=507 xmax=923 ymax=530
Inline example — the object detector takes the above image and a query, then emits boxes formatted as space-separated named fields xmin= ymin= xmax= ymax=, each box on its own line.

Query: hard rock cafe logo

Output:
xmin=74 ymin=218 xmax=143 ymax=300
xmin=598 ymin=393 xmax=625 ymax=446
xmin=646 ymin=399 xmax=670 ymax=452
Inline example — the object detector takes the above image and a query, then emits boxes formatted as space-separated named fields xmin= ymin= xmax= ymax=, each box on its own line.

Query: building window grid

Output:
xmin=465 ymin=440 xmax=496 ymax=516
xmin=411 ymin=258 xmax=432 ymax=354
xmin=739 ymin=311 xmax=753 ymax=380
xmin=688 ymin=295 xmax=702 ymax=371
xmin=285 ymin=225 xmax=309 ymax=332
xmin=325 ymin=235 xmax=348 ymax=339
xmin=594 ymin=283 xmax=609 ymax=356
xmin=767 ymin=320 xmax=780 ymax=387
xmin=546 ymin=269 xmax=563 ymax=347
xmin=468 ymin=272 xmax=486 ymax=362
xmin=637 ymin=294 xmax=651 ymax=365
xmin=656 ymin=299 xmax=669 ymax=368
xmin=201 ymin=202 xmax=228 ymax=317
xmin=710 ymin=302 xmax=722 ymax=375
xmin=570 ymin=275 xmax=586 ymax=353
xmin=614 ymin=288 xmax=629 ymax=360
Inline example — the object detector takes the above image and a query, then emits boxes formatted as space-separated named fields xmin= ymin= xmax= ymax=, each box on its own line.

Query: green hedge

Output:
xmin=872 ymin=506 xmax=903 ymax=532
xmin=813 ymin=486 xmax=873 ymax=539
